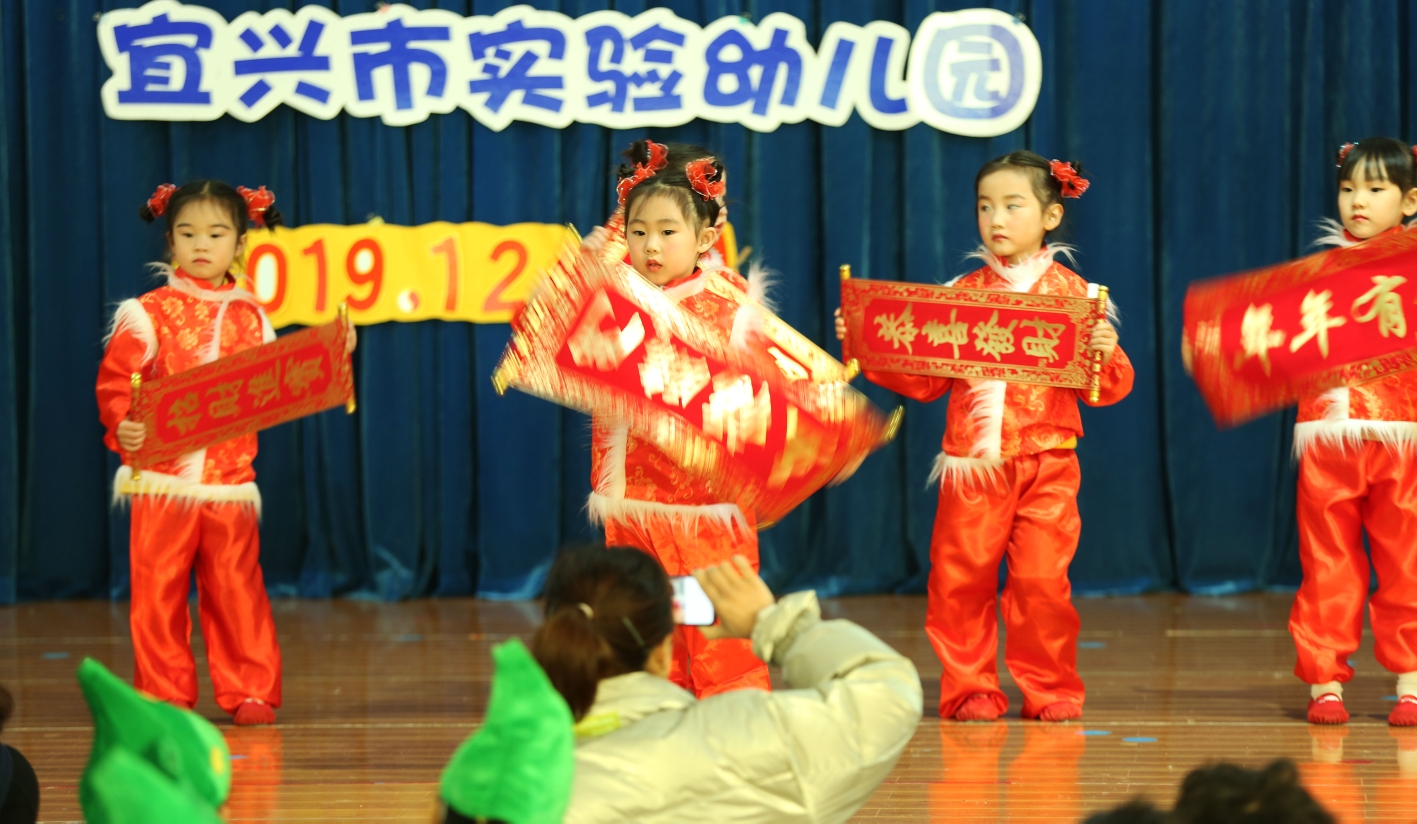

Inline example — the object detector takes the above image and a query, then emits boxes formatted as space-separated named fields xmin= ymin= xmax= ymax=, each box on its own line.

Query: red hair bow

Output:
xmin=615 ymin=141 xmax=669 ymax=206
xmin=147 ymin=183 xmax=177 ymax=218
xmin=1048 ymin=160 xmax=1089 ymax=198
xmin=685 ymin=158 xmax=726 ymax=202
xmin=1337 ymin=143 xmax=1355 ymax=167
xmin=237 ymin=185 xmax=276 ymax=227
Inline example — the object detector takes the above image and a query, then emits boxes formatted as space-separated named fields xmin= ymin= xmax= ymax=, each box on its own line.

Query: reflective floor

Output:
xmin=3 ymin=592 xmax=1413 ymax=822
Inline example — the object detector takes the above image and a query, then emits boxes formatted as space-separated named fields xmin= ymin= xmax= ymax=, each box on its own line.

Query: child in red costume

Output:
xmin=837 ymin=151 xmax=1133 ymax=721
xmin=1286 ymin=138 xmax=1417 ymax=726
xmin=578 ymin=141 xmax=771 ymax=698
xmin=97 ymin=181 xmax=354 ymax=725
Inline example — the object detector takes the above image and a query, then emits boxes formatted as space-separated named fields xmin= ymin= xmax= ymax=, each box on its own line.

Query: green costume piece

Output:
xmin=83 ymin=748 xmax=223 ymax=824
xmin=439 ymin=639 xmax=575 ymax=824
xmin=77 ymin=658 xmax=231 ymax=819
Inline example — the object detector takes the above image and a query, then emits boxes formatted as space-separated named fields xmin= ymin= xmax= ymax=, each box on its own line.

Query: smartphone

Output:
xmin=671 ymin=576 xmax=716 ymax=626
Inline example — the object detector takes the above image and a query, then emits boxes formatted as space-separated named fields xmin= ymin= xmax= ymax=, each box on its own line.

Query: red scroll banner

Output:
xmin=129 ymin=319 xmax=354 ymax=467
xmin=841 ymin=278 xmax=1101 ymax=388
xmin=492 ymin=245 xmax=898 ymax=525
xmin=1184 ymin=229 xmax=1417 ymax=427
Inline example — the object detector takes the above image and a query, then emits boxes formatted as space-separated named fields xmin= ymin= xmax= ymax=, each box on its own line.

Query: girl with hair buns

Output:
xmin=96 ymin=180 xmax=354 ymax=725
xmin=577 ymin=140 xmax=771 ymax=699
xmin=836 ymin=150 xmax=1133 ymax=723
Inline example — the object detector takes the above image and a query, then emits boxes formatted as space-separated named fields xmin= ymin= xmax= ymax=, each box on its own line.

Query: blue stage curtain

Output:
xmin=2 ymin=0 xmax=1412 ymax=602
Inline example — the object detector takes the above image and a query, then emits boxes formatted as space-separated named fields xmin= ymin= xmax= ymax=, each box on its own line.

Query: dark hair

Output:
xmin=619 ymin=140 xmax=725 ymax=231
xmin=1172 ymin=760 xmax=1334 ymax=824
xmin=138 ymin=179 xmax=285 ymax=235
xmin=0 ymin=683 xmax=11 ymax=733
xmin=974 ymin=150 xmax=1083 ymax=213
xmin=530 ymin=545 xmax=674 ymax=722
xmin=1082 ymin=800 xmax=1172 ymax=824
xmin=1337 ymin=137 xmax=1417 ymax=193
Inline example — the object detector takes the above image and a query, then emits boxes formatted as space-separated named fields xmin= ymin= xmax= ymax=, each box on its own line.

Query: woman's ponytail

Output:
xmin=530 ymin=546 xmax=675 ymax=721
xmin=530 ymin=605 xmax=615 ymax=721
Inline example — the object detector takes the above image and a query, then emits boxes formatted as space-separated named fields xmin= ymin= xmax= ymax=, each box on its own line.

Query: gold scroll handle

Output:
xmin=129 ymin=372 xmax=143 ymax=480
xmin=839 ymin=264 xmax=860 ymax=380
xmin=338 ymin=302 xmax=357 ymax=414
xmin=1088 ymin=286 xmax=1110 ymax=404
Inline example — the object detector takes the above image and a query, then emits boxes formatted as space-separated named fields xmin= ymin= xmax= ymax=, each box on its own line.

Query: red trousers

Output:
xmin=130 ymin=497 xmax=282 ymax=713
xmin=1291 ymin=442 xmax=1417 ymax=685
xmin=605 ymin=515 xmax=771 ymax=697
xmin=927 ymin=449 xmax=1084 ymax=719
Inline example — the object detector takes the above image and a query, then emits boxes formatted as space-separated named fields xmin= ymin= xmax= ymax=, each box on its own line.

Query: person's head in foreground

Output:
xmin=1171 ymin=759 xmax=1334 ymax=824
xmin=1335 ymin=137 xmax=1417 ymax=239
xmin=1083 ymin=758 xmax=1334 ymax=824
xmin=0 ymin=684 xmax=40 ymax=824
xmin=530 ymin=544 xmax=680 ymax=720
xmin=436 ymin=639 xmax=574 ymax=824
xmin=1081 ymin=800 xmax=1170 ymax=824
xmin=527 ymin=544 xmax=923 ymax=823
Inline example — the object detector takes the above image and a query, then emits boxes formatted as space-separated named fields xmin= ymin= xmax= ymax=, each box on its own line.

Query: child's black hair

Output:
xmin=974 ymin=150 xmax=1084 ymax=212
xmin=1337 ymin=137 xmax=1417 ymax=193
xmin=618 ymin=140 xmax=725 ymax=231
xmin=138 ymin=179 xmax=285 ymax=235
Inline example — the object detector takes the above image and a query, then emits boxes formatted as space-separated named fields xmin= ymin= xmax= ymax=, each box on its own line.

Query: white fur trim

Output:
xmin=105 ymin=299 xmax=157 ymax=365
xmin=963 ymin=244 xmax=1077 ymax=294
xmin=966 ymin=380 xmax=1007 ymax=460
xmin=1294 ymin=386 xmax=1417 ymax=454
xmin=927 ymin=452 xmax=1006 ymax=489
xmin=203 ymin=300 xmax=229 ymax=365
xmin=596 ymin=424 xmax=630 ymax=499
xmin=1313 ymin=218 xmax=1356 ymax=249
xmin=112 ymin=466 xmax=261 ymax=516
xmin=152 ymin=262 xmax=263 ymax=307
xmin=1085 ymin=282 xmax=1121 ymax=325
xmin=729 ymin=261 xmax=780 ymax=350
xmin=744 ymin=261 xmax=778 ymax=313
xmin=259 ymin=309 xmax=276 ymax=344
xmin=1294 ymin=418 xmax=1417 ymax=456
xmin=662 ymin=270 xmax=709 ymax=303
xmin=586 ymin=493 xmax=749 ymax=534
xmin=175 ymin=449 xmax=206 ymax=483
xmin=588 ymin=423 xmax=748 ymax=533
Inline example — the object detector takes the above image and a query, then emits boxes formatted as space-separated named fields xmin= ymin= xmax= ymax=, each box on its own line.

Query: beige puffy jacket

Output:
xmin=565 ymin=591 xmax=923 ymax=823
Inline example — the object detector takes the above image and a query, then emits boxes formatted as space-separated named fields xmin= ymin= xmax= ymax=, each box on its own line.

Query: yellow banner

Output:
xmin=242 ymin=221 xmax=575 ymax=329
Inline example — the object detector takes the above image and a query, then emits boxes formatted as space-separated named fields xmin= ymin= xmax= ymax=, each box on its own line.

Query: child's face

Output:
xmin=976 ymin=169 xmax=1063 ymax=264
xmin=168 ymin=198 xmax=245 ymax=286
xmin=626 ymin=194 xmax=716 ymax=287
xmin=1338 ymin=165 xmax=1417 ymax=238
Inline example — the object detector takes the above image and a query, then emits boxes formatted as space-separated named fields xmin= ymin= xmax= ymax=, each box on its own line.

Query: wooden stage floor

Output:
xmin=4 ymin=592 xmax=1416 ymax=823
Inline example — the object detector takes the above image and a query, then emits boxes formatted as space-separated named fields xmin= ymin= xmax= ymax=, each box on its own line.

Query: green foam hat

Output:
xmin=77 ymin=658 xmax=231 ymax=819
xmin=439 ymin=638 xmax=575 ymax=824
xmin=83 ymin=748 xmax=223 ymax=824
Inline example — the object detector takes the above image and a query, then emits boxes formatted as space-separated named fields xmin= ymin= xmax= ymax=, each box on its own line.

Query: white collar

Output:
xmin=962 ymin=244 xmax=1076 ymax=293
xmin=150 ymin=262 xmax=263 ymax=306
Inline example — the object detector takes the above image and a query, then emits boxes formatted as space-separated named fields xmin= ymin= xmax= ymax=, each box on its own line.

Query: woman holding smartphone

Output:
xmin=530 ymin=545 xmax=923 ymax=824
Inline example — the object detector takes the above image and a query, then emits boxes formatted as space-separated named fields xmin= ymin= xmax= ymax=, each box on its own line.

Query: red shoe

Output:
xmin=233 ymin=698 xmax=276 ymax=726
xmin=953 ymin=694 xmax=1000 ymax=722
xmin=1390 ymin=696 xmax=1417 ymax=726
xmin=1038 ymin=700 xmax=1083 ymax=722
xmin=1308 ymin=693 xmax=1348 ymax=725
